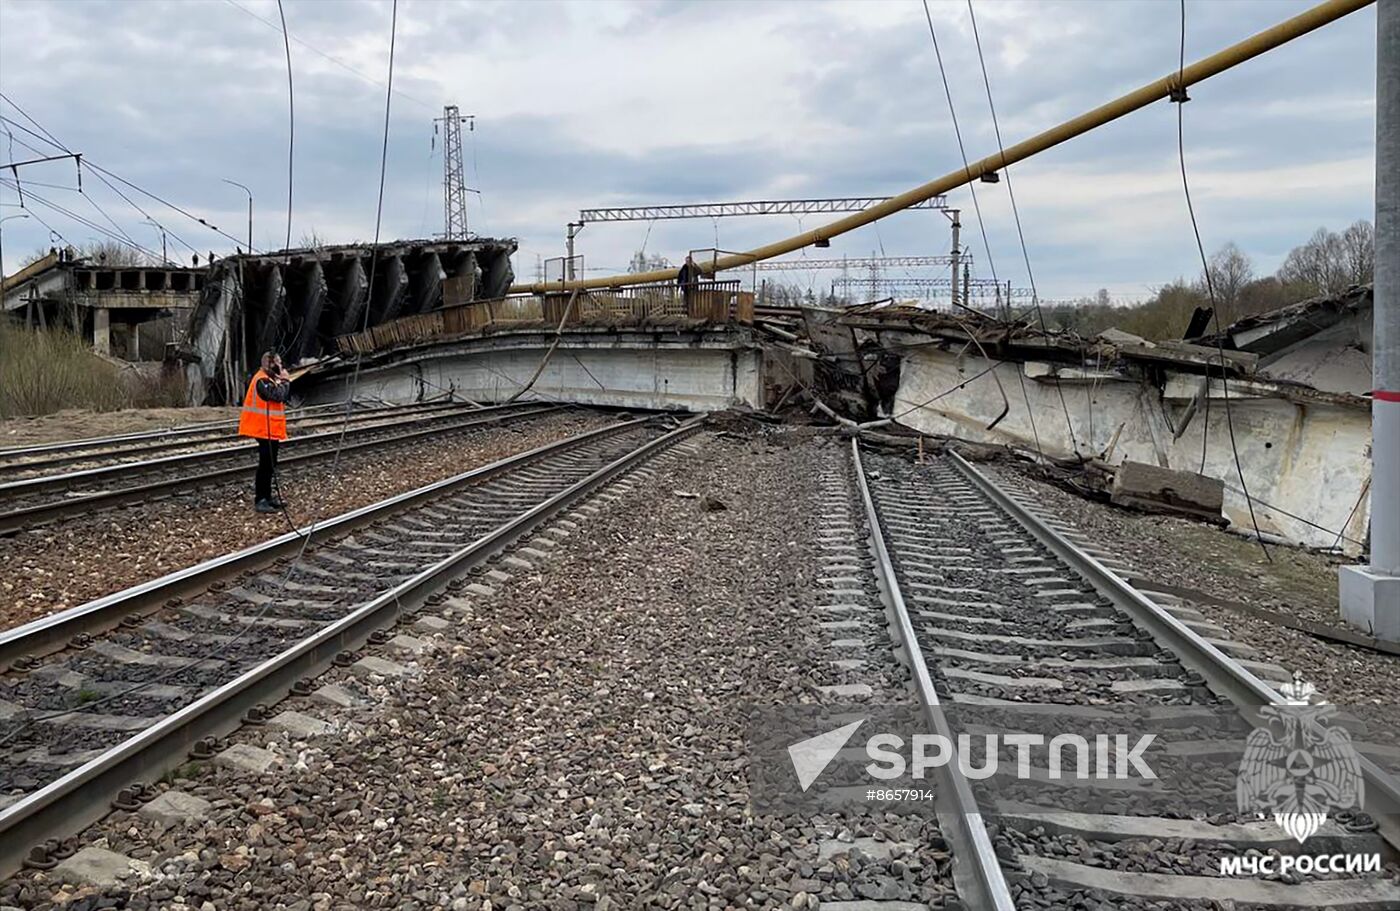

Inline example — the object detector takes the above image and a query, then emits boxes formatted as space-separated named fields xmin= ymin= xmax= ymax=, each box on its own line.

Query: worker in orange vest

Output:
xmin=238 ymin=351 xmax=292 ymax=514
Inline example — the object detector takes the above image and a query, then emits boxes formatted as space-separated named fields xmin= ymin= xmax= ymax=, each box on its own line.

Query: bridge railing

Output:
xmin=335 ymin=279 xmax=753 ymax=356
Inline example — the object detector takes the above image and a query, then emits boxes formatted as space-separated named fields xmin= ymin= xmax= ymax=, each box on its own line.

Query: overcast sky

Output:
xmin=0 ymin=0 xmax=1378 ymax=302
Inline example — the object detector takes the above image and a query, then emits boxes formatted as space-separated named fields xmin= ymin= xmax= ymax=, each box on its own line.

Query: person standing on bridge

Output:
xmin=678 ymin=253 xmax=703 ymax=313
xmin=238 ymin=351 xmax=292 ymax=514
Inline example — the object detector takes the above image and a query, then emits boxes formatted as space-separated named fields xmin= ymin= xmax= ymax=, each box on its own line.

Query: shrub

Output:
xmin=0 ymin=320 xmax=128 ymax=417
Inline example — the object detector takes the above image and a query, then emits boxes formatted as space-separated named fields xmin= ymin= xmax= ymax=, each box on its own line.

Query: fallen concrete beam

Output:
xmin=1110 ymin=459 xmax=1225 ymax=523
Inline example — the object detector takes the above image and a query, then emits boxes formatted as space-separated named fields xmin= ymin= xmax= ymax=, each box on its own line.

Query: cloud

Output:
xmin=0 ymin=0 xmax=1378 ymax=302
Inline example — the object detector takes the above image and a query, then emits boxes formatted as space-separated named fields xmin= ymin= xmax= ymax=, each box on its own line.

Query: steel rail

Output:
xmin=0 ymin=414 xmax=702 ymax=877
xmin=0 ymin=401 xmax=357 ymax=460
xmin=850 ymin=440 xmax=1016 ymax=911
xmin=0 ymin=399 xmax=469 ymax=470
xmin=946 ymin=450 xmax=1400 ymax=849
xmin=511 ymin=0 xmax=1370 ymax=294
xmin=0 ymin=411 xmax=630 ymax=670
xmin=0 ymin=404 xmax=560 ymax=535
xmin=0 ymin=402 xmax=536 ymax=495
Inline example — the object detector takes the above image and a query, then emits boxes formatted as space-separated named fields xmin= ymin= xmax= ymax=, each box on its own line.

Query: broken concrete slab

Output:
xmin=54 ymin=847 xmax=151 ymax=887
xmin=412 ymin=614 xmax=450 ymax=635
xmin=1111 ymin=460 xmax=1226 ymax=524
xmin=138 ymin=789 xmax=212 ymax=826
xmin=312 ymin=683 xmax=365 ymax=709
xmin=817 ymin=683 xmax=873 ymax=699
xmin=388 ymin=634 xmax=427 ymax=654
xmin=268 ymin=710 xmax=338 ymax=738
xmin=215 ymin=742 xmax=279 ymax=775
xmin=352 ymin=655 xmax=411 ymax=679
xmin=817 ymin=837 xmax=916 ymax=862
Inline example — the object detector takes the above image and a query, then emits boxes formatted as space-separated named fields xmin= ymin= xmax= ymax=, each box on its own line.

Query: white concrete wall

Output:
xmin=306 ymin=339 xmax=763 ymax=413
xmin=894 ymin=348 xmax=1371 ymax=554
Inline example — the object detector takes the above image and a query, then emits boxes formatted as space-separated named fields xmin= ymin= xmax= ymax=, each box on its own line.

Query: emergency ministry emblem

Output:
xmin=1236 ymin=675 xmax=1363 ymax=843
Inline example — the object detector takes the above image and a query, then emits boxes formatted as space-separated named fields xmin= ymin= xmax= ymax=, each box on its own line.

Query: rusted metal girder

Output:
xmin=511 ymin=0 xmax=1372 ymax=295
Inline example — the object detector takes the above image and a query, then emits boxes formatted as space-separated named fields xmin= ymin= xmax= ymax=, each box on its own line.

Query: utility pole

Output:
xmin=436 ymin=105 xmax=474 ymax=240
xmin=948 ymin=209 xmax=962 ymax=309
xmin=566 ymin=221 xmax=583 ymax=282
xmin=144 ymin=217 xmax=168 ymax=265
xmin=1341 ymin=1 xmax=1400 ymax=640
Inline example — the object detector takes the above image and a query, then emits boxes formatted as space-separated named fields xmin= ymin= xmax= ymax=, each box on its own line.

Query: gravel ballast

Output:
xmin=0 ymin=411 xmax=613 ymax=632
xmin=1 ymin=431 xmax=962 ymax=910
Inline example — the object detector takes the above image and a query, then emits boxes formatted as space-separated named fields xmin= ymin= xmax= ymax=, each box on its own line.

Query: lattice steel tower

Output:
xmin=437 ymin=105 xmax=474 ymax=239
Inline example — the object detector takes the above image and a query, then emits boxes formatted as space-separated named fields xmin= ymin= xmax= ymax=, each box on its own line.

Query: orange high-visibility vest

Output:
xmin=237 ymin=369 xmax=288 ymax=441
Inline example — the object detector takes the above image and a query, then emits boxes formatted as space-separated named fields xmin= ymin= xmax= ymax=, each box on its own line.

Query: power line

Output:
xmin=0 ymin=103 xmax=224 ymax=255
xmin=921 ymin=0 xmax=1047 ymax=463
xmin=0 ymin=0 xmax=405 ymax=744
xmin=277 ymin=0 xmax=294 ymax=253
xmin=965 ymin=0 xmax=1083 ymax=460
xmin=1173 ymin=0 xmax=1270 ymax=560
xmin=0 ymin=178 xmax=162 ymax=261
xmin=222 ymin=0 xmax=435 ymax=112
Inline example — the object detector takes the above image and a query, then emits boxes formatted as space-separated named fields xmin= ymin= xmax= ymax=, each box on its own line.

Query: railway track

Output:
xmin=843 ymin=441 xmax=1400 ymax=910
xmin=0 ymin=414 xmax=700 ymax=875
xmin=0 ymin=401 xmax=560 ymax=534
xmin=0 ymin=398 xmax=474 ymax=476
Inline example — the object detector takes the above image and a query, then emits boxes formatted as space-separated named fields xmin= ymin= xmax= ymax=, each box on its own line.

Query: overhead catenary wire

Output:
xmin=920 ymin=0 xmax=1047 ymax=464
xmin=1173 ymin=0 xmax=1270 ymax=561
xmin=277 ymin=0 xmax=294 ymax=254
xmin=0 ymin=102 xmax=201 ymax=259
xmin=1 ymin=96 xmax=263 ymax=253
xmin=0 ymin=179 xmax=162 ymax=261
xmin=223 ymin=0 xmax=435 ymax=112
xmin=964 ymin=0 xmax=1083 ymax=461
xmin=0 ymin=0 xmax=403 ymax=742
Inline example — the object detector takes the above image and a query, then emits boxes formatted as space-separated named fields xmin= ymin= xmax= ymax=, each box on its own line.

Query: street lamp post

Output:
xmin=222 ymin=179 xmax=253 ymax=254
xmin=143 ymin=217 xmax=168 ymax=265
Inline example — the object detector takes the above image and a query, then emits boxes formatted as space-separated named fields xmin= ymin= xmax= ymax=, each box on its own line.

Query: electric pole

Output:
xmin=436 ymin=105 xmax=475 ymax=240
xmin=948 ymin=209 xmax=962 ymax=309
xmin=1341 ymin=1 xmax=1400 ymax=638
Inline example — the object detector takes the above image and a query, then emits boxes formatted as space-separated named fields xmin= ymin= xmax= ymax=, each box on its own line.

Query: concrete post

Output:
xmin=93 ymin=307 xmax=111 ymax=356
xmin=949 ymin=210 xmax=961 ymax=309
xmin=1340 ymin=1 xmax=1400 ymax=639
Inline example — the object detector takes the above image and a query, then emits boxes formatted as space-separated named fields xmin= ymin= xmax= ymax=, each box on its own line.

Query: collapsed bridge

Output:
xmin=181 ymin=237 xmax=517 ymax=403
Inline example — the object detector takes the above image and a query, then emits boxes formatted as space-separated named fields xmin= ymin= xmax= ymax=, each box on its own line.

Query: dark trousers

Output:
xmin=255 ymin=438 xmax=280 ymax=503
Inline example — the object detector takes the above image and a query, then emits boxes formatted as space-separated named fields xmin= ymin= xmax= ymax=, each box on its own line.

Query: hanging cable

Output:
xmin=2 ymin=97 xmax=263 ymax=253
xmin=223 ymin=0 xmax=434 ymax=112
xmin=965 ymin=0 xmax=1083 ymax=461
xmin=1172 ymin=0 xmax=1270 ymax=560
xmin=921 ymin=0 xmax=1046 ymax=463
xmin=277 ymin=0 xmax=294 ymax=253
xmin=0 ymin=179 xmax=162 ymax=260
xmin=0 ymin=107 xmax=191 ymax=258
xmin=0 ymin=0 xmax=404 ymax=744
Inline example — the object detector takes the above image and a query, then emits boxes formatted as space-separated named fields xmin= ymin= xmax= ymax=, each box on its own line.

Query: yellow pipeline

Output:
xmin=512 ymin=0 xmax=1373 ymax=295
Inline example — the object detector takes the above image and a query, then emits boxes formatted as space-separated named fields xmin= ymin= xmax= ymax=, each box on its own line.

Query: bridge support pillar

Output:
xmin=92 ymin=307 xmax=110 ymax=357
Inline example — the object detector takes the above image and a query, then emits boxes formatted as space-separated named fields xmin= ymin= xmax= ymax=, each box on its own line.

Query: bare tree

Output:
xmin=1204 ymin=242 xmax=1253 ymax=323
xmin=1339 ymin=219 xmax=1375 ymax=287
xmin=77 ymin=240 xmax=148 ymax=267
xmin=1279 ymin=227 xmax=1348 ymax=297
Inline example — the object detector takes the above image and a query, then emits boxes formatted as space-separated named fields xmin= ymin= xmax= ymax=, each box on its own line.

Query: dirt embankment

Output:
xmin=0 ymin=407 xmax=239 ymax=448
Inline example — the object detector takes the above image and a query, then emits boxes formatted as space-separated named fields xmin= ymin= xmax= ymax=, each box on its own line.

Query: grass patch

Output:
xmin=0 ymin=320 xmax=187 ymax=417
xmin=0 ymin=320 xmax=126 ymax=417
